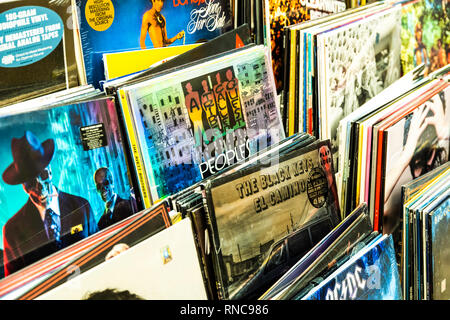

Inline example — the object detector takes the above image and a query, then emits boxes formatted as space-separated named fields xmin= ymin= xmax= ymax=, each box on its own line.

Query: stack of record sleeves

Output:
xmin=401 ymin=162 xmax=450 ymax=300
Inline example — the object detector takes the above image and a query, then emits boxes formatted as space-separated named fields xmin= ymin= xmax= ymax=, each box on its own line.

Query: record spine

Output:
xmin=118 ymin=89 xmax=153 ymax=208
xmin=199 ymin=183 xmax=226 ymax=300
xmin=188 ymin=210 xmax=216 ymax=300
xmin=423 ymin=210 xmax=430 ymax=300
xmin=288 ymin=27 xmax=297 ymax=137
xmin=306 ymin=32 xmax=314 ymax=136
xmin=281 ymin=28 xmax=291 ymax=136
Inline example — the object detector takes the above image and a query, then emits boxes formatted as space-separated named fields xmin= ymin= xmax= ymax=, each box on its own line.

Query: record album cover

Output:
xmin=77 ymin=0 xmax=232 ymax=87
xmin=401 ymin=0 xmax=450 ymax=77
xmin=268 ymin=0 xmax=346 ymax=91
xmin=0 ymin=97 xmax=138 ymax=279
xmin=205 ymin=139 xmax=341 ymax=299
xmin=302 ymin=234 xmax=402 ymax=300
xmin=36 ymin=217 xmax=206 ymax=300
xmin=318 ymin=6 xmax=402 ymax=169
xmin=0 ymin=0 xmax=80 ymax=107
xmin=383 ymin=85 xmax=449 ymax=234
xmin=103 ymin=43 xmax=201 ymax=80
xmin=126 ymin=46 xmax=284 ymax=201
xmin=15 ymin=201 xmax=171 ymax=300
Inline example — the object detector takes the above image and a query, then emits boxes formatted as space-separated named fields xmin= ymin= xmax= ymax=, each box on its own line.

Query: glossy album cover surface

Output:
xmin=268 ymin=0 xmax=346 ymax=91
xmin=302 ymin=235 xmax=402 ymax=300
xmin=77 ymin=0 xmax=231 ymax=86
xmin=0 ymin=97 xmax=137 ymax=278
xmin=36 ymin=217 xmax=205 ymax=300
xmin=401 ymin=0 xmax=450 ymax=77
xmin=0 ymin=0 xmax=79 ymax=107
xmin=127 ymin=46 xmax=284 ymax=200
xmin=207 ymin=139 xmax=341 ymax=299
xmin=383 ymin=85 xmax=449 ymax=234
xmin=318 ymin=6 xmax=402 ymax=168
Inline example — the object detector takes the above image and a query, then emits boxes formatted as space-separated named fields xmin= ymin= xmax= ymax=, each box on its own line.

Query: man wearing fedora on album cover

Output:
xmin=1 ymin=131 xmax=98 ymax=277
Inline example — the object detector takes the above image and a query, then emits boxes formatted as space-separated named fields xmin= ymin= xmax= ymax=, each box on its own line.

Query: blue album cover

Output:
xmin=77 ymin=0 xmax=231 ymax=87
xmin=0 ymin=98 xmax=137 ymax=279
xmin=302 ymin=235 xmax=402 ymax=300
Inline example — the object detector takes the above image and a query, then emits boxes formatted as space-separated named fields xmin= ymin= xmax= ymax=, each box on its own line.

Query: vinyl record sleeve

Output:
xmin=262 ymin=202 xmax=372 ymax=300
xmin=77 ymin=0 xmax=232 ymax=87
xmin=288 ymin=204 xmax=373 ymax=296
xmin=122 ymin=45 xmax=284 ymax=203
xmin=336 ymin=64 xmax=426 ymax=211
xmin=316 ymin=6 xmax=402 ymax=172
xmin=204 ymin=139 xmax=341 ymax=299
xmin=380 ymin=83 xmax=450 ymax=297
xmin=268 ymin=0 xmax=346 ymax=93
xmin=402 ymin=167 xmax=450 ymax=299
xmin=301 ymin=2 xmax=390 ymax=139
xmin=288 ymin=26 xmax=297 ymax=137
xmin=375 ymin=82 xmax=449 ymax=234
xmin=357 ymin=80 xmax=429 ymax=207
xmin=0 ymin=85 xmax=98 ymax=119
xmin=17 ymin=201 xmax=171 ymax=300
xmin=102 ymin=24 xmax=254 ymax=93
xmin=189 ymin=203 xmax=218 ymax=300
xmin=301 ymin=234 xmax=402 ymax=300
xmin=103 ymin=43 xmax=201 ymax=81
xmin=0 ymin=96 xmax=139 ymax=280
xmin=0 ymin=207 xmax=146 ymax=299
xmin=362 ymin=80 xmax=443 ymax=227
xmin=421 ymin=189 xmax=450 ymax=299
xmin=400 ymin=0 xmax=450 ymax=77
xmin=36 ymin=217 xmax=205 ymax=300
xmin=0 ymin=0 xmax=81 ymax=107
xmin=281 ymin=26 xmax=291 ymax=133
xmin=409 ymin=178 xmax=449 ymax=299
xmin=288 ymin=1 xmax=384 ymax=137
xmin=106 ymin=48 xmax=260 ymax=209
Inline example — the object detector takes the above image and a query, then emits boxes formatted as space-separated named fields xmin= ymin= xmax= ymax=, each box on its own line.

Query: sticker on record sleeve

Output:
xmin=80 ymin=123 xmax=108 ymax=151
xmin=306 ymin=167 xmax=328 ymax=208
xmin=71 ymin=224 xmax=83 ymax=234
xmin=85 ymin=0 xmax=115 ymax=32
xmin=0 ymin=6 xmax=64 ymax=68
xmin=161 ymin=246 xmax=172 ymax=265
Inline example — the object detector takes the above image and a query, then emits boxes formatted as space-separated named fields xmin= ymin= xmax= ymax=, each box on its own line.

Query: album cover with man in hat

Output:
xmin=0 ymin=96 xmax=138 ymax=279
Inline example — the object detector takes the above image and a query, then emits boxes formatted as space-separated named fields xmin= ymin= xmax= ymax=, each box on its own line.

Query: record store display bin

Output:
xmin=0 ymin=0 xmax=449 ymax=301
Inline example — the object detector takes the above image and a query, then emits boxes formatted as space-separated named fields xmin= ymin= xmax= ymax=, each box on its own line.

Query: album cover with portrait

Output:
xmin=0 ymin=0 xmax=82 ymax=107
xmin=0 ymin=96 xmax=139 ymax=279
xmin=76 ymin=0 xmax=232 ymax=87
xmin=121 ymin=45 xmax=284 ymax=203
xmin=202 ymin=138 xmax=341 ymax=300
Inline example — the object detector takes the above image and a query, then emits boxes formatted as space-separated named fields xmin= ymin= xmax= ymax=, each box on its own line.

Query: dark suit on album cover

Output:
xmin=2 ymin=191 xmax=98 ymax=277
xmin=97 ymin=196 xmax=135 ymax=231
xmin=1 ymin=131 xmax=98 ymax=277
